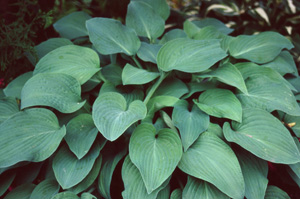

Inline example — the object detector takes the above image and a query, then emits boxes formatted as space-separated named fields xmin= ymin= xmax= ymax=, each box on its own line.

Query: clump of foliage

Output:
xmin=1 ymin=0 xmax=300 ymax=198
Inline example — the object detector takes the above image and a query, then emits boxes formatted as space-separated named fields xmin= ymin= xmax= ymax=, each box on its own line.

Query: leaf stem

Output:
xmin=143 ymin=71 xmax=168 ymax=105
xmin=132 ymin=55 xmax=143 ymax=69
xmin=96 ymin=70 xmax=108 ymax=83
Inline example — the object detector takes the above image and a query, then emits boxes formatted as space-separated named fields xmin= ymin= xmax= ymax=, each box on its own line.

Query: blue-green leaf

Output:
xmin=172 ymin=100 xmax=209 ymax=152
xmin=137 ymin=42 xmax=162 ymax=64
xmin=0 ymin=97 xmax=19 ymax=124
xmin=194 ymin=88 xmax=242 ymax=122
xmin=229 ymin=32 xmax=293 ymax=64
xmin=3 ymin=72 xmax=32 ymax=99
xmin=0 ymin=172 xmax=16 ymax=197
xmin=122 ymin=64 xmax=160 ymax=85
xmin=132 ymin=0 xmax=170 ymax=20
xmin=223 ymin=108 xmax=300 ymax=164
xmin=0 ymin=108 xmax=65 ymax=168
xmin=86 ymin=18 xmax=141 ymax=56
xmin=21 ymin=73 xmax=86 ymax=114
xmin=178 ymin=132 xmax=245 ymax=199
xmin=92 ymin=92 xmax=147 ymax=141
xmin=264 ymin=186 xmax=290 ymax=199
xmin=51 ymin=192 xmax=80 ymax=199
xmin=4 ymin=183 xmax=35 ymax=199
xmin=159 ymin=29 xmax=187 ymax=44
xmin=30 ymin=179 xmax=59 ymax=199
xmin=157 ymin=38 xmax=227 ymax=73
xmin=129 ymin=123 xmax=182 ymax=193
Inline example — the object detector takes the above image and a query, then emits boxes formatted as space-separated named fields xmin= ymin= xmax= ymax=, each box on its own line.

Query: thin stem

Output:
xmin=143 ymin=71 xmax=168 ymax=105
xmin=132 ymin=55 xmax=143 ymax=69
xmin=96 ymin=70 xmax=108 ymax=83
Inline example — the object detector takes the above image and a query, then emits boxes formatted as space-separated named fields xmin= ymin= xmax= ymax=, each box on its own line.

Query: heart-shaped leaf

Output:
xmin=0 ymin=108 xmax=65 ymax=168
xmin=261 ymin=51 xmax=298 ymax=76
xmin=122 ymin=63 xmax=160 ymax=85
xmin=229 ymin=31 xmax=293 ymax=64
xmin=223 ymin=108 xmax=300 ymax=164
xmin=236 ymin=149 xmax=268 ymax=199
xmin=30 ymin=179 xmax=60 ymax=199
xmin=122 ymin=155 xmax=170 ymax=199
xmin=178 ymin=132 xmax=245 ymax=199
xmin=65 ymin=114 xmax=102 ymax=159
xmin=172 ymin=100 xmax=209 ymax=152
xmin=194 ymin=88 xmax=242 ymax=122
xmin=157 ymin=38 xmax=227 ymax=73
xmin=21 ymin=73 xmax=86 ymax=114
xmin=86 ymin=18 xmax=141 ymax=56
xmin=126 ymin=1 xmax=164 ymax=40
xmin=137 ymin=42 xmax=162 ymax=64
xmin=0 ymin=97 xmax=19 ymax=124
xmin=92 ymin=92 xmax=147 ymax=141
xmin=129 ymin=123 xmax=182 ymax=193
xmin=52 ymin=142 xmax=101 ymax=189
xmin=53 ymin=11 xmax=91 ymax=39
xmin=236 ymin=75 xmax=300 ymax=116
xmin=198 ymin=63 xmax=248 ymax=94
xmin=182 ymin=176 xmax=230 ymax=199
xmin=132 ymin=0 xmax=170 ymax=20
xmin=34 ymin=45 xmax=100 ymax=85
xmin=3 ymin=72 xmax=32 ymax=99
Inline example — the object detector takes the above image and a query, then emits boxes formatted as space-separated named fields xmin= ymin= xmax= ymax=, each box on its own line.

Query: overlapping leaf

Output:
xmin=157 ymin=38 xmax=227 ymax=73
xmin=229 ymin=31 xmax=294 ymax=63
xmin=30 ymin=179 xmax=60 ymax=199
xmin=92 ymin=92 xmax=147 ymax=141
xmin=194 ymin=88 xmax=242 ymax=122
xmin=34 ymin=45 xmax=100 ymax=85
xmin=86 ymin=18 xmax=141 ymax=56
xmin=122 ymin=64 xmax=160 ymax=85
xmin=264 ymin=186 xmax=290 ymax=199
xmin=137 ymin=42 xmax=162 ymax=63
xmin=0 ymin=97 xmax=19 ymax=124
xmin=3 ymin=72 xmax=32 ymax=99
xmin=0 ymin=108 xmax=65 ymax=168
xmin=178 ymin=132 xmax=245 ymax=199
xmin=223 ymin=108 xmax=300 ymax=164
xmin=129 ymin=123 xmax=182 ymax=193
xmin=126 ymin=1 xmax=164 ymax=40
xmin=172 ymin=100 xmax=209 ymax=151
xmin=132 ymin=0 xmax=170 ymax=20
xmin=4 ymin=183 xmax=35 ymax=199
xmin=21 ymin=73 xmax=86 ymax=113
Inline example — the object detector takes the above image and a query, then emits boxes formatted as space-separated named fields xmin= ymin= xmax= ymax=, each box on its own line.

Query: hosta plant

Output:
xmin=1 ymin=0 xmax=300 ymax=198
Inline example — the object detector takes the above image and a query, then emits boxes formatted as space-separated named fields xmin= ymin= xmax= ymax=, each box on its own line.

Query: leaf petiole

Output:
xmin=132 ymin=55 xmax=143 ymax=69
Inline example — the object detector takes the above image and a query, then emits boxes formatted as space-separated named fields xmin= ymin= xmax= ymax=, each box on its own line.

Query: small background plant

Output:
xmin=1 ymin=0 xmax=300 ymax=198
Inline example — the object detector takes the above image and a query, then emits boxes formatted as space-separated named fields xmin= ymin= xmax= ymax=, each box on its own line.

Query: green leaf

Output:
xmin=3 ymin=72 xmax=32 ymax=99
xmin=122 ymin=64 xmax=160 ymax=85
xmin=287 ymin=76 xmax=300 ymax=92
xmin=170 ymin=189 xmax=182 ymax=199
xmin=0 ymin=171 xmax=16 ymax=197
xmin=198 ymin=63 xmax=248 ymax=94
xmin=34 ymin=45 xmax=100 ymax=85
xmin=68 ymin=155 xmax=102 ymax=194
xmin=153 ymin=77 xmax=188 ymax=98
xmin=129 ymin=123 xmax=182 ymax=193
xmin=182 ymin=176 xmax=230 ymax=199
xmin=206 ymin=123 xmax=224 ymax=139
xmin=51 ymin=192 xmax=80 ymax=199
xmin=86 ymin=18 xmax=141 ymax=56
xmin=137 ymin=42 xmax=161 ymax=64
xmin=101 ymin=64 xmax=123 ymax=86
xmin=122 ymin=155 xmax=170 ymax=199
xmin=81 ymin=192 xmax=97 ymax=199
xmin=223 ymin=108 xmax=300 ymax=164
xmin=192 ymin=18 xmax=233 ymax=35
xmin=236 ymin=150 xmax=268 ymax=199
xmin=178 ymin=132 xmax=245 ymax=199
xmin=235 ymin=62 xmax=297 ymax=92
xmin=0 ymin=97 xmax=19 ymax=124
xmin=132 ymin=0 xmax=170 ymax=20
xmin=157 ymin=38 xmax=227 ymax=73
xmin=53 ymin=11 xmax=91 ymax=39
xmin=284 ymin=114 xmax=300 ymax=137
xmin=21 ymin=73 xmax=86 ymax=114
xmin=229 ymin=32 xmax=294 ymax=64
xmin=261 ymin=51 xmax=298 ymax=76
xmin=157 ymin=185 xmax=170 ymax=199
xmin=65 ymin=114 xmax=101 ymax=159
xmin=159 ymin=29 xmax=187 ymax=45
xmin=98 ymin=149 xmax=127 ymax=199
xmin=34 ymin=38 xmax=73 ymax=60
xmin=193 ymin=26 xmax=222 ymax=40
xmin=172 ymin=100 xmax=209 ymax=152
xmin=4 ymin=183 xmax=35 ymax=199
xmin=52 ymin=143 xmax=101 ymax=189
xmin=182 ymin=81 xmax=217 ymax=99
xmin=0 ymin=108 xmax=65 ymax=168
xmin=194 ymin=88 xmax=242 ymax=122
xmin=93 ymin=92 xmax=146 ymax=141
xmin=30 ymin=179 xmax=59 ymax=199
xmin=126 ymin=1 xmax=164 ymax=40
xmin=264 ymin=186 xmax=290 ymax=199
xmin=236 ymin=75 xmax=300 ymax=116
